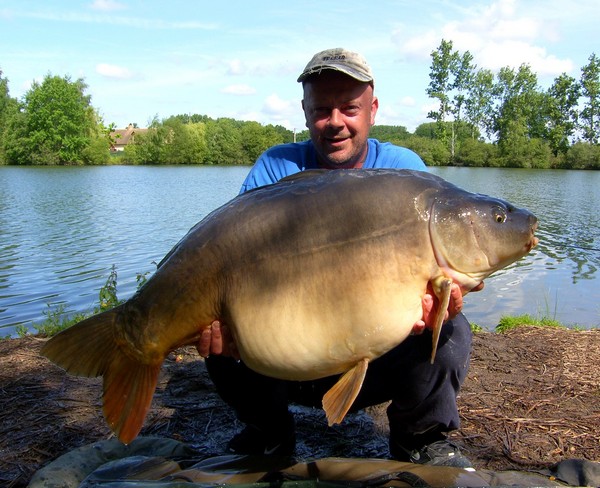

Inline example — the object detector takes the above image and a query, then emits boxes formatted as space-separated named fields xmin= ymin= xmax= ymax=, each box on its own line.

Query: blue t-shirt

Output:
xmin=240 ymin=138 xmax=427 ymax=193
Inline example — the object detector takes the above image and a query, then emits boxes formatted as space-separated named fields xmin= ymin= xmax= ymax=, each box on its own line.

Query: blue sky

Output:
xmin=1 ymin=0 xmax=597 ymax=132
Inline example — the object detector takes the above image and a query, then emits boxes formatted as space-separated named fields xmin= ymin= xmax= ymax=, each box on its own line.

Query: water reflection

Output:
xmin=432 ymin=167 xmax=600 ymax=284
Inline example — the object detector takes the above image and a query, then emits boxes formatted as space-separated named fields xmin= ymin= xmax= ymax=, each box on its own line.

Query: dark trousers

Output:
xmin=206 ymin=313 xmax=472 ymax=449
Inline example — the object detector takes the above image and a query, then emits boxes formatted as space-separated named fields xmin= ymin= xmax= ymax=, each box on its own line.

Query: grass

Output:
xmin=495 ymin=314 xmax=564 ymax=333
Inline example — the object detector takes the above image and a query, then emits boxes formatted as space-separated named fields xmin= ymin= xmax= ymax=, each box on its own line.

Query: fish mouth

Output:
xmin=528 ymin=221 xmax=539 ymax=251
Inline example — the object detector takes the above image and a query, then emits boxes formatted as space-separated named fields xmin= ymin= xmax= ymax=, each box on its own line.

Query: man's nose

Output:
xmin=328 ymin=108 xmax=344 ymax=129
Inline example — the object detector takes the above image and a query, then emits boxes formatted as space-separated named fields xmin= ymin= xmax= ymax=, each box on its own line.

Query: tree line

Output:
xmin=0 ymin=39 xmax=598 ymax=169
xmin=423 ymin=39 xmax=600 ymax=169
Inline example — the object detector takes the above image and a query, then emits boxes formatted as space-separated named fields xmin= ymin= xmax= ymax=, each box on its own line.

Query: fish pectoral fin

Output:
xmin=322 ymin=358 xmax=368 ymax=426
xmin=430 ymin=277 xmax=453 ymax=364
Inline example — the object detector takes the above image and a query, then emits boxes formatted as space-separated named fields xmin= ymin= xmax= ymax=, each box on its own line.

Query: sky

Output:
xmin=1 ymin=0 xmax=598 ymax=133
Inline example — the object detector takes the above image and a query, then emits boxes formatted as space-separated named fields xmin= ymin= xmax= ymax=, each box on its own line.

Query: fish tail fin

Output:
xmin=41 ymin=306 xmax=161 ymax=444
xmin=322 ymin=358 xmax=368 ymax=426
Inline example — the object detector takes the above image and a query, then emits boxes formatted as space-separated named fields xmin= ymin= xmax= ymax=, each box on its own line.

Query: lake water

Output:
xmin=1 ymin=165 xmax=598 ymax=336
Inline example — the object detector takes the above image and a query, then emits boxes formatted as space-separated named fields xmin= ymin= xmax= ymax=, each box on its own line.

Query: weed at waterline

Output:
xmin=20 ymin=265 xmax=135 ymax=338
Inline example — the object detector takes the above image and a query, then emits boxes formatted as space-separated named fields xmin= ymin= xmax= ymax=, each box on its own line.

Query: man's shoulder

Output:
xmin=240 ymin=141 xmax=314 ymax=193
xmin=368 ymin=139 xmax=426 ymax=170
xmin=262 ymin=139 xmax=313 ymax=158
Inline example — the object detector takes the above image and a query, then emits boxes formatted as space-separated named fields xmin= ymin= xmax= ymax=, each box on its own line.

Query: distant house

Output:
xmin=109 ymin=124 xmax=148 ymax=152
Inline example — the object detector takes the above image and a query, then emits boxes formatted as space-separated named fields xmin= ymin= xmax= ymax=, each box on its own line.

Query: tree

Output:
xmin=426 ymin=39 xmax=476 ymax=161
xmin=240 ymin=121 xmax=284 ymax=164
xmin=4 ymin=74 xmax=107 ymax=164
xmin=0 ymin=68 xmax=18 ymax=164
xmin=369 ymin=125 xmax=411 ymax=144
xmin=579 ymin=53 xmax=600 ymax=144
xmin=492 ymin=64 xmax=541 ymax=146
xmin=545 ymin=73 xmax=580 ymax=156
xmin=158 ymin=117 xmax=209 ymax=164
xmin=465 ymin=69 xmax=495 ymax=140
xmin=426 ymin=40 xmax=458 ymax=144
xmin=204 ymin=118 xmax=245 ymax=165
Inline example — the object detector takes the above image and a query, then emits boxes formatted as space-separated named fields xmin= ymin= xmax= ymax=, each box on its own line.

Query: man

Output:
xmin=200 ymin=48 xmax=476 ymax=468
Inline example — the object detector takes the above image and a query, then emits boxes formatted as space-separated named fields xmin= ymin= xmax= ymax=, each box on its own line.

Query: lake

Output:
xmin=1 ymin=165 xmax=598 ymax=337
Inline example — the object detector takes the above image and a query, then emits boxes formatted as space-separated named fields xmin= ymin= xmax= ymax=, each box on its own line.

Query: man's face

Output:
xmin=302 ymin=71 xmax=378 ymax=169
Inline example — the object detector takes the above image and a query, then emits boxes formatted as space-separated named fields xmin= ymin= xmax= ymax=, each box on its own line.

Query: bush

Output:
xmin=563 ymin=142 xmax=600 ymax=169
xmin=402 ymin=135 xmax=450 ymax=166
xmin=455 ymin=138 xmax=497 ymax=167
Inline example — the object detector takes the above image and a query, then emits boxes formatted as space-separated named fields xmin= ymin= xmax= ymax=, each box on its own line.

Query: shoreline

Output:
xmin=1 ymin=326 xmax=598 ymax=486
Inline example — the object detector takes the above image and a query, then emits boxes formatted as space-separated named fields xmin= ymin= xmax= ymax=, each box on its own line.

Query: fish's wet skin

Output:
xmin=41 ymin=169 xmax=538 ymax=444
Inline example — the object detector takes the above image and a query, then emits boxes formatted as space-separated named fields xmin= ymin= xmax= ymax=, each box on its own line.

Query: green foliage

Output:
xmin=426 ymin=40 xmax=477 ymax=161
xmin=121 ymin=115 xmax=287 ymax=165
xmin=425 ymin=40 xmax=600 ymax=167
xmin=579 ymin=53 xmax=600 ymax=144
xmin=496 ymin=314 xmax=564 ymax=333
xmin=30 ymin=304 xmax=88 ymax=337
xmin=470 ymin=322 xmax=485 ymax=333
xmin=96 ymin=265 xmax=122 ymax=312
xmin=0 ymin=68 xmax=18 ymax=164
xmin=455 ymin=138 xmax=498 ymax=167
xmin=402 ymin=135 xmax=450 ymax=166
xmin=493 ymin=64 xmax=541 ymax=146
xmin=545 ymin=73 xmax=580 ymax=156
xmin=562 ymin=142 xmax=600 ymax=169
xmin=369 ymin=125 xmax=411 ymax=143
xmin=3 ymin=73 xmax=110 ymax=165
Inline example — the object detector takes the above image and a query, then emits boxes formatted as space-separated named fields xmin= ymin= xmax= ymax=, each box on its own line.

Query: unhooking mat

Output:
xmin=28 ymin=437 xmax=600 ymax=488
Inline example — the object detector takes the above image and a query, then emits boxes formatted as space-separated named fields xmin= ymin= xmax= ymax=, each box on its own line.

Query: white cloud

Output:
xmin=22 ymin=10 xmax=216 ymax=30
xmin=221 ymin=84 xmax=256 ymax=95
xmin=399 ymin=96 xmax=416 ymax=107
xmin=96 ymin=63 xmax=134 ymax=79
xmin=227 ymin=59 xmax=245 ymax=76
xmin=90 ymin=0 xmax=126 ymax=12
xmin=477 ymin=41 xmax=573 ymax=75
xmin=261 ymin=94 xmax=300 ymax=127
xmin=263 ymin=94 xmax=296 ymax=115
xmin=393 ymin=0 xmax=573 ymax=77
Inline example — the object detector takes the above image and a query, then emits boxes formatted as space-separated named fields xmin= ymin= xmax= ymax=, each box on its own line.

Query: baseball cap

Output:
xmin=297 ymin=48 xmax=374 ymax=83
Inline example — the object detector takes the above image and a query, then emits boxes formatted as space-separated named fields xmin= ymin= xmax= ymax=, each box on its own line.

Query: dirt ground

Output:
xmin=1 ymin=326 xmax=599 ymax=487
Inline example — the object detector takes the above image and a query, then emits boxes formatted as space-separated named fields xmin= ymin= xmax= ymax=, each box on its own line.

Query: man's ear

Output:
xmin=301 ymin=99 xmax=309 ymax=128
xmin=370 ymin=96 xmax=379 ymax=126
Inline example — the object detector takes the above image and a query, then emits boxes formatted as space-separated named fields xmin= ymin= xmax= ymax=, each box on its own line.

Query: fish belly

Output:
xmin=227 ymin=250 xmax=426 ymax=381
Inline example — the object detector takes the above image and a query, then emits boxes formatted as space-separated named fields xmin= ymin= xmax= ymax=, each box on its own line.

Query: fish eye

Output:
xmin=492 ymin=207 xmax=507 ymax=223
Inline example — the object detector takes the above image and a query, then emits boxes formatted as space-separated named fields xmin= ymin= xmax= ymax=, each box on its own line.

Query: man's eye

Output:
xmin=313 ymin=108 xmax=330 ymax=116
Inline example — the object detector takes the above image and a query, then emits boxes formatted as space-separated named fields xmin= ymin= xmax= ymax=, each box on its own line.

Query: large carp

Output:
xmin=42 ymin=169 xmax=538 ymax=444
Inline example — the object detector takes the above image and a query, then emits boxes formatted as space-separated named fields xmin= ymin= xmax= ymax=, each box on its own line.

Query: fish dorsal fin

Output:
xmin=430 ymin=277 xmax=453 ymax=364
xmin=279 ymin=169 xmax=330 ymax=183
xmin=322 ymin=358 xmax=369 ymax=426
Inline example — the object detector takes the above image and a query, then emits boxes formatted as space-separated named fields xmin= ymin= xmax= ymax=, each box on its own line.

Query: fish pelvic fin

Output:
xmin=322 ymin=358 xmax=368 ymax=426
xmin=430 ymin=277 xmax=453 ymax=364
xmin=40 ymin=306 xmax=161 ymax=444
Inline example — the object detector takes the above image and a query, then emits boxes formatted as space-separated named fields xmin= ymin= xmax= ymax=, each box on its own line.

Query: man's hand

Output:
xmin=196 ymin=320 xmax=240 ymax=359
xmin=411 ymin=281 xmax=484 ymax=335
